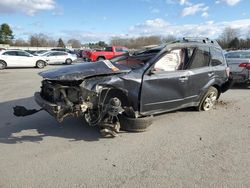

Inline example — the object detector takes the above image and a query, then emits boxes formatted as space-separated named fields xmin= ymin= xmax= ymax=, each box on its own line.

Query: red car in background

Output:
xmin=84 ymin=46 xmax=128 ymax=62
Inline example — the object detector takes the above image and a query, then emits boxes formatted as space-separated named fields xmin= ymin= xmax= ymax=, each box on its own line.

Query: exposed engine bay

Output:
xmin=36 ymin=78 xmax=128 ymax=137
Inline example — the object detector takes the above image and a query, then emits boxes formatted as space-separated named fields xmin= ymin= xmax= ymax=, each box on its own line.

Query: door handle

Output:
xmin=179 ymin=76 xmax=188 ymax=82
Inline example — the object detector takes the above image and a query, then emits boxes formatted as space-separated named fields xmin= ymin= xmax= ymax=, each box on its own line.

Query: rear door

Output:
xmin=56 ymin=52 xmax=68 ymax=64
xmin=46 ymin=52 xmax=59 ymax=64
xmin=185 ymin=46 xmax=212 ymax=99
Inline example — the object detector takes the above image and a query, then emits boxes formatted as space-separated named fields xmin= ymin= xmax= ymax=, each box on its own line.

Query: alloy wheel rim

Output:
xmin=38 ymin=62 xmax=43 ymax=68
xmin=203 ymin=91 xmax=217 ymax=111
xmin=0 ymin=63 xmax=4 ymax=69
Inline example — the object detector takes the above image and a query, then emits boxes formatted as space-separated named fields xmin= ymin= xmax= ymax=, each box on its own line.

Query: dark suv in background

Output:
xmin=34 ymin=38 xmax=231 ymax=137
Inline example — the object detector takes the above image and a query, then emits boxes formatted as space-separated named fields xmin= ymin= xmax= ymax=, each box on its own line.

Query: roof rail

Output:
xmin=183 ymin=37 xmax=220 ymax=46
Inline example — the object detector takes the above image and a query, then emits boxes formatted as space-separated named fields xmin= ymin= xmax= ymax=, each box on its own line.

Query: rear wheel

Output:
xmin=65 ymin=58 xmax=72 ymax=64
xmin=36 ymin=60 xmax=45 ymax=69
xmin=197 ymin=86 xmax=218 ymax=111
xmin=0 ymin=60 xmax=7 ymax=70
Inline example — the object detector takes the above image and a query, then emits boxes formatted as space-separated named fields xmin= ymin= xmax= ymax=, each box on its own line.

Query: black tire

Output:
xmin=119 ymin=115 xmax=153 ymax=132
xmin=197 ymin=86 xmax=219 ymax=111
xmin=0 ymin=60 xmax=7 ymax=70
xmin=36 ymin=60 xmax=45 ymax=69
xmin=65 ymin=58 xmax=72 ymax=64
xmin=97 ymin=57 xmax=105 ymax=61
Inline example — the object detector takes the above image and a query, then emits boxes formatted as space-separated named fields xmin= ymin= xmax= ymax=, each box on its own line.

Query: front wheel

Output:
xmin=36 ymin=60 xmax=45 ymax=69
xmin=119 ymin=115 xmax=153 ymax=132
xmin=197 ymin=86 xmax=219 ymax=111
xmin=0 ymin=60 xmax=7 ymax=70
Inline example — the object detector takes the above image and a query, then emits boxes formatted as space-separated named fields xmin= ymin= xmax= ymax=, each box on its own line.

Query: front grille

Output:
xmin=41 ymin=80 xmax=61 ymax=103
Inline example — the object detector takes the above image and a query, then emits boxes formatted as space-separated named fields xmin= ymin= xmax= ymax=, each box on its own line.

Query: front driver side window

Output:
xmin=154 ymin=49 xmax=182 ymax=72
xmin=154 ymin=49 xmax=192 ymax=72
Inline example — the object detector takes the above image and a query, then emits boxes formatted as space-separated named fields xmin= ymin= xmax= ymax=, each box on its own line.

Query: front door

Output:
xmin=140 ymin=48 xmax=193 ymax=115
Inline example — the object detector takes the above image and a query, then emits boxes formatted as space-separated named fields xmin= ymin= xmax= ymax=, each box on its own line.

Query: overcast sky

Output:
xmin=0 ymin=0 xmax=249 ymax=43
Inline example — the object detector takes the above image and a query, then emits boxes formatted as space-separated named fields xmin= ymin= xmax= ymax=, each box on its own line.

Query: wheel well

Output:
xmin=36 ymin=60 xmax=46 ymax=64
xmin=212 ymin=84 xmax=221 ymax=99
xmin=100 ymin=88 xmax=129 ymax=107
xmin=97 ymin=56 xmax=105 ymax=60
xmin=0 ymin=60 xmax=7 ymax=65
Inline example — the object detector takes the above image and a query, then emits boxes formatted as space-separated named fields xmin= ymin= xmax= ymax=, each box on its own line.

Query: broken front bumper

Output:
xmin=34 ymin=92 xmax=66 ymax=122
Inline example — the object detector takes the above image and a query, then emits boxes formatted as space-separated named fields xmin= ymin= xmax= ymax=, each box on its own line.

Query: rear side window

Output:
xmin=188 ymin=47 xmax=210 ymax=69
xmin=210 ymin=47 xmax=225 ymax=66
xmin=225 ymin=52 xmax=241 ymax=58
xmin=115 ymin=47 xmax=128 ymax=52
xmin=105 ymin=47 xmax=113 ymax=52
xmin=241 ymin=52 xmax=250 ymax=58
xmin=17 ymin=51 xmax=29 ymax=56
xmin=55 ymin=52 xmax=67 ymax=56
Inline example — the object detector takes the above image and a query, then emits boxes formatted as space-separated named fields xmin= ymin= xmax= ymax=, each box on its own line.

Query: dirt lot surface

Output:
xmin=0 ymin=66 xmax=249 ymax=188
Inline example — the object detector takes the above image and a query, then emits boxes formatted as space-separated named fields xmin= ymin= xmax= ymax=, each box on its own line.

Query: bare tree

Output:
xmin=67 ymin=39 xmax=81 ymax=48
xmin=218 ymin=27 xmax=239 ymax=48
xmin=110 ymin=36 xmax=162 ymax=49
xmin=29 ymin=33 xmax=57 ymax=47
xmin=13 ymin=38 xmax=28 ymax=46
xmin=161 ymin=35 xmax=176 ymax=43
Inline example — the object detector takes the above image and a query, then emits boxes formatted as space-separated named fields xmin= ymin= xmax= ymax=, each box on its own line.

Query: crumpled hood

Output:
xmin=39 ymin=61 xmax=131 ymax=80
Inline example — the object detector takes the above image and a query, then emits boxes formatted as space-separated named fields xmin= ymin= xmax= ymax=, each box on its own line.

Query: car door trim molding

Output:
xmin=144 ymin=95 xmax=198 ymax=106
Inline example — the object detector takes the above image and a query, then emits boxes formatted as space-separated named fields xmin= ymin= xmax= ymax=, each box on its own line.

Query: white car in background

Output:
xmin=41 ymin=51 xmax=77 ymax=65
xmin=0 ymin=50 xmax=47 ymax=70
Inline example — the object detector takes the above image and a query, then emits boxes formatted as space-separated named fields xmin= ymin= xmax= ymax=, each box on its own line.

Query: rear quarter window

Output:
xmin=210 ymin=47 xmax=225 ymax=66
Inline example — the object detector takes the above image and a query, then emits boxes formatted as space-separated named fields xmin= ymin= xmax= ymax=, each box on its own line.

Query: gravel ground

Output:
xmin=0 ymin=66 xmax=249 ymax=188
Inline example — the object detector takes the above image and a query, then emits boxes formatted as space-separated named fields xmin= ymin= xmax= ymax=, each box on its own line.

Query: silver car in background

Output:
xmin=41 ymin=51 xmax=77 ymax=65
xmin=225 ymin=50 xmax=250 ymax=85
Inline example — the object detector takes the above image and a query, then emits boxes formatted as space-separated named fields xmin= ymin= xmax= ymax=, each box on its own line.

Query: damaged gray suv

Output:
xmin=31 ymin=38 xmax=231 ymax=137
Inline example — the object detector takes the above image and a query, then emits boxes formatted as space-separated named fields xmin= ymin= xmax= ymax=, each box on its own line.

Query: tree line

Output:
xmin=1 ymin=23 xmax=250 ymax=50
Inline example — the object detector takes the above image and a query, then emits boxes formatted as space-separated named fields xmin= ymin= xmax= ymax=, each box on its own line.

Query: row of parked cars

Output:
xmin=0 ymin=48 xmax=77 ymax=69
xmin=0 ymin=44 xmax=249 ymax=87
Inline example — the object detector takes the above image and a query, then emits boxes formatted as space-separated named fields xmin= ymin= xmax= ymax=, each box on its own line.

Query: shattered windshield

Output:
xmin=111 ymin=46 xmax=163 ymax=70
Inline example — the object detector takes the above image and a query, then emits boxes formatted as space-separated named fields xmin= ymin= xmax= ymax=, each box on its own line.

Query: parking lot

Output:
xmin=0 ymin=66 xmax=249 ymax=187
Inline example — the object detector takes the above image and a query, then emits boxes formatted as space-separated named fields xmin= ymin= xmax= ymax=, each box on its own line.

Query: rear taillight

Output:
xmin=226 ymin=67 xmax=230 ymax=77
xmin=239 ymin=62 xmax=250 ymax=69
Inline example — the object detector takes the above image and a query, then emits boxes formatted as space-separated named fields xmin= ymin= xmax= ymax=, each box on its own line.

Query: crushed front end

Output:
xmin=35 ymin=78 xmax=126 ymax=137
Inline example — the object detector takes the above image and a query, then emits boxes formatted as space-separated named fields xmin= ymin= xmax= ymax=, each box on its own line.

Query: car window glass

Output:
xmin=48 ymin=52 xmax=57 ymax=56
xmin=115 ymin=47 xmax=128 ymax=52
xmin=188 ymin=47 xmax=210 ymax=69
xmin=225 ymin=52 xmax=241 ymax=58
xmin=122 ymin=48 xmax=128 ymax=52
xmin=210 ymin=48 xmax=224 ymax=66
xmin=241 ymin=52 xmax=250 ymax=58
xmin=105 ymin=47 xmax=113 ymax=52
xmin=56 ymin=52 xmax=66 ymax=56
xmin=17 ymin=51 xmax=29 ymax=56
xmin=154 ymin=49 xmax=183 ymax=72
xmin=2 ymin=51 xmax=17 ymax=56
